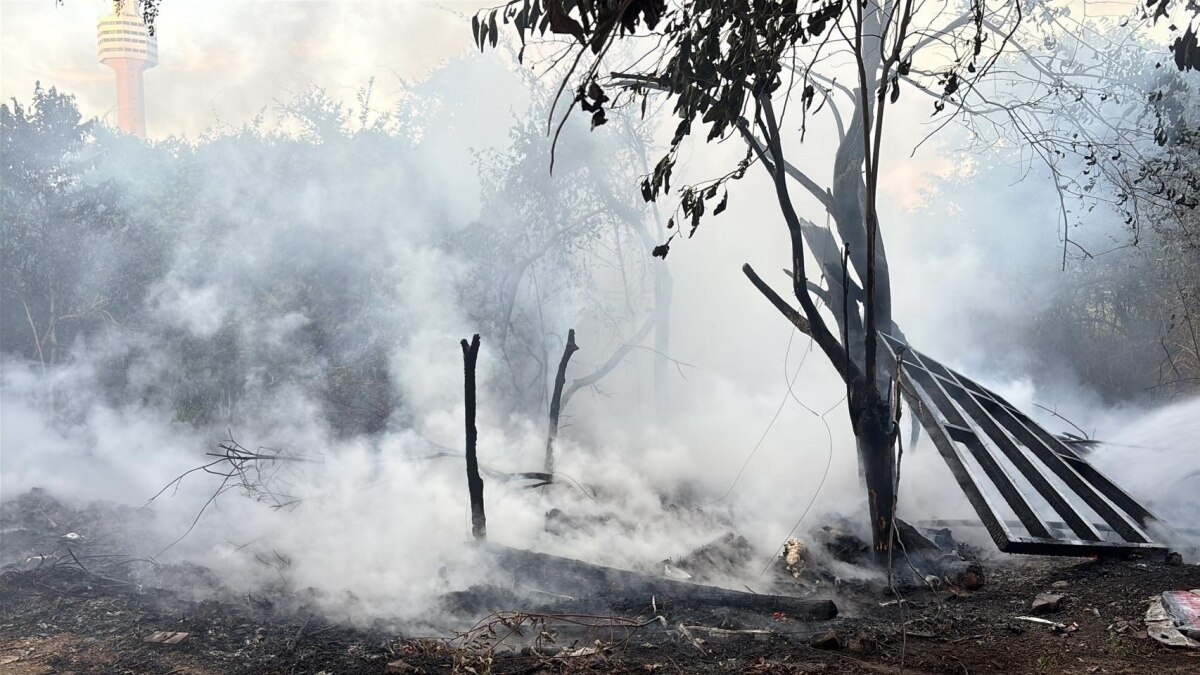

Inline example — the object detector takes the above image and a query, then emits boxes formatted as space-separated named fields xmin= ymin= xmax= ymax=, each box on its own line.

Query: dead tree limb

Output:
xmin=742 ymin=264 xmax=813 ymax=338
xmin=561 ymin=314 xmax=655 ymax=409
xmin=544 ymin=329 xmax=579 ymax=475
xmin=147 ymin=436 xmax=307 ymax=556
xmin=461 ymin=334 xmax=486 ymax=540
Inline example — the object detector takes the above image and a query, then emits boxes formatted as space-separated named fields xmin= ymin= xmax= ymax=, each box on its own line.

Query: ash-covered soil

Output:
xmin=2 ymin=489 xmax=1199 ymax=674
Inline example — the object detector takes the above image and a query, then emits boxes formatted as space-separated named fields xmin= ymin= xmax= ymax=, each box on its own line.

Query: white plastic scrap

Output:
xmin=783 ymin=537 xmax=807 ymax=578
xmin=1013 ymin=616 xmax=1077 ymax=633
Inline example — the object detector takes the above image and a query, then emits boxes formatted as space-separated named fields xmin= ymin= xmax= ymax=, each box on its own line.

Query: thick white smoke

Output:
xmin=3 ymin=15 xmax=1196 ymax=629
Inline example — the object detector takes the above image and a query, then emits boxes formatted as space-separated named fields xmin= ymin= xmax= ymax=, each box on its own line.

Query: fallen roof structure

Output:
xmin=882 ymin=332 xmax=1169 ymax=557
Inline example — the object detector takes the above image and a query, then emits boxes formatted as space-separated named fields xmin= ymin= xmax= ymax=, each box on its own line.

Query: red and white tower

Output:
xmin=97 ymin=1 xmax=158 ymax=137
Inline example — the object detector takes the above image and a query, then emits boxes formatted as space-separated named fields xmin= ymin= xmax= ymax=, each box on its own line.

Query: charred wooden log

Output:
xmin=894 ymin=519 xmax=984 ymax=590
xmin=488 ymin=545 xmax=838 ymax=620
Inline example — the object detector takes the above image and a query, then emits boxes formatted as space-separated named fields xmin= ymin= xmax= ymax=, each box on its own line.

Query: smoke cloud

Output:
xmin=3 ymin=10 xmax=1197 ymax=628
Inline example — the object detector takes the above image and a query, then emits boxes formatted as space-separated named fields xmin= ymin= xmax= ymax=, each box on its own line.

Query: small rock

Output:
xmin=957 ymin=563 xmax=986 ymax=591
xmin=386 ymin=660 xmax=418 ymax=673
xmin=810 ymin=629 xmax=842 ymax=650
xmin=1051 ymin=580 xmax=1069 ymax=589
xmin=1166 ymin=551 xmax=1183 ymax=566
xmin=1032 ymin=592 xmax=1066 ymax=614
xmin=848 ymin=631 xmax=877 ymax=654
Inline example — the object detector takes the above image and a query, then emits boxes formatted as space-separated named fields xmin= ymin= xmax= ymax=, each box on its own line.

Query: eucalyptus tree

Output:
xmin=471 ymin=0 xmax=1192 ymax=559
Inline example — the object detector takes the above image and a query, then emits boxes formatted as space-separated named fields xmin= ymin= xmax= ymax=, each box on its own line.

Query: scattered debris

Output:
xmin=676 ymin=624 xmax=706 ymax=652
xmin=1146 ymin=594 xmax=1200 ymax=648
xmin=675 ymin=532 xmax=755 ymax=581
xmin=928 ymin=526 xmax=985 ymax=561
xmin=1019 ymin=617 xmax=1057 ymax=631
xmin=1013 ymin=616 xmax=1077 ymax=634
xmin=1031 ymin=592 xmax=1066 ymax=614
xmin=1107 ymin=618 xmax=1146 ymax=639
xmin=809 ymin=629 xmax=841 ymax=650
xmin=142 ymin=631 xmax=189 ymax=645
xmin=681 ymin=626 xmax=771 ymax=641
xmin=783 ymin=537 xmax=808 ymax=578
xmin=895 ymin=518 xmax=985 ymax=590
xmin=1145 ymin=590 xmax=1200 ymax=648
xmin=1051 ymin=580 xmax=1069 ymax=589
xmin=813 ymin=526 xmax=869 ymax=564
xmin=385 ymin=660 xmax=418 ymax=673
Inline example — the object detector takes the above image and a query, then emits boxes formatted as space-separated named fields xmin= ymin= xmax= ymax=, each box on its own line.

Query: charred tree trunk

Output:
xmin=544 ymin=329 xmax=578 ymax=475
xmin=461 ymin=334 xmax=486 ymax=540
xmin=852 ymin=388 xmax=896 ymax=564
xmin=743 ymin=263 xmax=899 ymax=564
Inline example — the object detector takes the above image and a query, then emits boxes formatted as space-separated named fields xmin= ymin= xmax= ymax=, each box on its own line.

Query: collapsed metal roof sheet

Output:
xmin=883 ymin=333 xmax=1168 ymax=557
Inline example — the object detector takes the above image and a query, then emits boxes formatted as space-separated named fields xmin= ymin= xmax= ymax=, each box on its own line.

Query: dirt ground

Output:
xmin=3 ymin=490 xmax=1199 ymax=674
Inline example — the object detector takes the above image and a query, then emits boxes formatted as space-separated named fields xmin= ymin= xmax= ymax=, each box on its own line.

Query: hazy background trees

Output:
xmin=1 ymin=64 xmax=670 ymax=441
xmin=924 ymin=47 xmax=1200 ymax=405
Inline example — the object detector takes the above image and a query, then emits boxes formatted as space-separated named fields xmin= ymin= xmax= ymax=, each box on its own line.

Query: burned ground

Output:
xmin=2 ymin=490 xmax=1199 ymax=674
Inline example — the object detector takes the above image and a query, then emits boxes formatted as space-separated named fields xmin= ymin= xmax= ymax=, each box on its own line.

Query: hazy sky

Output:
xmin=1 ymin=1 xmax=492 ymax=138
